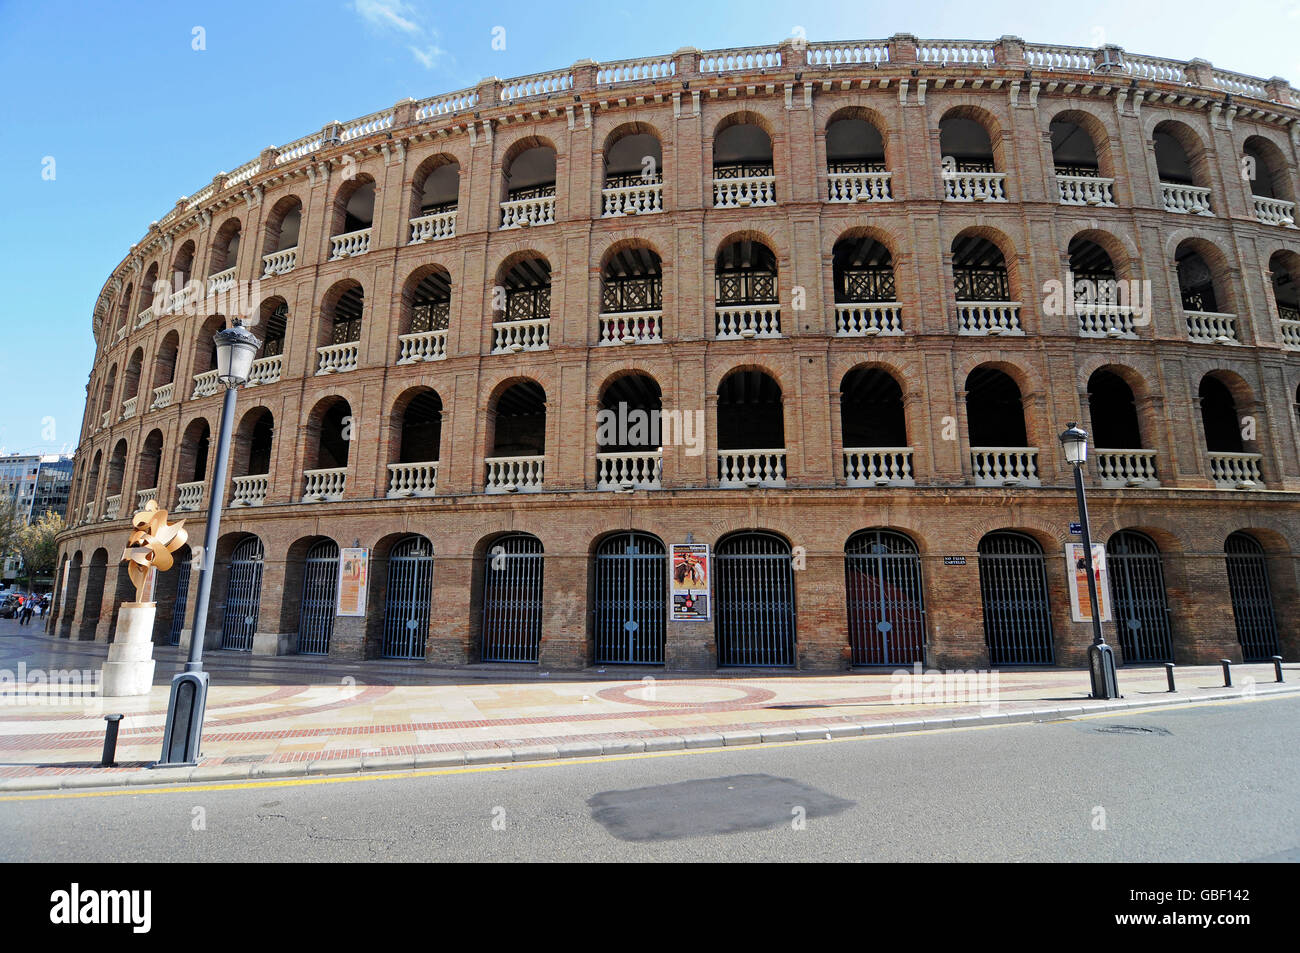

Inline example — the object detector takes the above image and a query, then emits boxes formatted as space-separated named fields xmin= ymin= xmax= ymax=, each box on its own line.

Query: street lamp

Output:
xmin=1058 ymin=421 xmax=1119 ymax=700
xmin=157 ymin=319 xmax=260 ymax=767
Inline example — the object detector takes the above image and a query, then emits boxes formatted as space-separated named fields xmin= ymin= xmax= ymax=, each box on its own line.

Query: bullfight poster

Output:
xmin=670 ymin=543 xmax=711 ymax=621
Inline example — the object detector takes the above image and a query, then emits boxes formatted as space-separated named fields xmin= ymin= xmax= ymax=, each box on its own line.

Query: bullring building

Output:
xmin=53 ymin=35 xmax=1300 ymax=671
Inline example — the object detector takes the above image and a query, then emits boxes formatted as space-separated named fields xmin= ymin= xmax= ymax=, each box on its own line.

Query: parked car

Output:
xmin=0 ymin=595 xmax=23 ymax=618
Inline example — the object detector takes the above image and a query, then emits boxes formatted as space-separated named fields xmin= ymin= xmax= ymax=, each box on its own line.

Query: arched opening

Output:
xmin=952 ymin=232 xmax=1020 ymax=334
xmin=61 ymin=552 xmax=84 ymax=636
xmin=151 ymin=331 xmax=179 ymax=407
xmin=715 ymin=237 xmax=780 ymax=338
xmin=85 ymin=450 xmax=102 ymax=518
xmin=295 ymin=538 xmax=340 ymax=655
xmin=978 ymin=531 xmax=1054 ymax=664
xmin=261 ymin=195 xmax=302 ymax=274
xmin=192 ymin=315 xmax=226 ymax=389
xmin=320 ymin=282 xmax=363 ymax=348
xmin=220 ymin=536 xmax=265 ymax=652
xmin=596 ymin=374 xmax=663 ymax=489
xmin=382 ymin=535 xmax=434 ymax=659
xmin=1069 ymin=236 xmax=1133 ymax=336
xmin=841 ymin=367 xmax=911 ymax=486
xmin=713 ymin=117 xmax=775 ymax=207
xmin=247 ymin=298 xmax=287 ymax=386
xmin=492 ymin=254 xmax=551 ymax=352
xmin=1243 ymin=137 xmax=1297 ymax=225
xmin=138 ymin=263 xmax=160 ymax=315
xmin=715 ymin=531 xmax=796 ymax=667
xmin=210 ymin=219 xmax=241 ymax=276
xmin=500 ymin=142 xmax=557 ymax=228
xmin=966 ymin=366 xmax=1037 ymax=486
xmin=116 ymin=284 xmax=134 ymax=332
xmin=717 ymin=369 xmax=785 ymax=487
xmin=1198 ymin=375 xmax=1244 ymax=453
xmin=231 ymin=408 xmax=273 ymax=506
xmin=602 ymin=129 xmax=663 ymax=216
xmin=121 ymin=348 xmax=144 ymax=417
xmin=304 ymin=398 xmax=351 ymax=501
xmin=832 ymin=234 xmax=900 ymax=335
xmin=105 ymin=440 xmax=127 ymax=514
xmin=410 ymin=155 xmax=460 ymax=222
xmin=160 ymin=543 xmax=192 ymax=645
xmin=1267 ymin=251 xmax=1300 ymax=331
xmin=845 ymin=529 xmax=926 ymax=666
xmin=940 ymin=110 xmax=1005 ymax=201
xmin=1106 ymin=530 xmax=1174 ymax=662
xmin=1154 ymin=122 xmax=1212 ymax=213
xmin=172 ymin=240 xmax=196 ymax=289
xmin=137 ymin=430 xmax=163 ymax=499
xmin=487 ymin=381 xmax=546 ymax=491
xmin=480 ymin=533 xmax=545 ymax=663
xmin=176 ymin=418 xmax=210 ymax=510
xmin=1176 ymin=240 xmax=1228 ymax=318
xmin=78 ymin=549 xmax=109 ymax=640
xmin=1224 ymin=532 xmax=1280 ymax=659
xmin=826 ymin=113 xmax=889 ymax=201
xmin=397 ymin=265 xmax=451 ymax=363
xmin=334 ymin=176 xmax=375 ymax=235
xmin=1050 ymin=113 xmax=1114 ymax=205
xmin=387 ymin=389 xmax=442 ymax=497
xmin=599 ymin=244 xmax=663 ymax=344
xmin=1087 ymin=369 xmax=1157 ymax=488
xmin=592 ymin=531 xmax=667 ymax=664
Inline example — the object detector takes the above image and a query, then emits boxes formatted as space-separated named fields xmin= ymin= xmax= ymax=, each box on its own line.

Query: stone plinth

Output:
xmin=101 ymin=603 xmax=157 ymax=697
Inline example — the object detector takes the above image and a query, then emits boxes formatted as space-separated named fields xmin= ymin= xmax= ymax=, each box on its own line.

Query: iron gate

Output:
xmin=593 ymin=532 xmax=666 ymax=665
xmin=298 ymin=540 xmax=340 ymax=655
xmin=482 ymin=534 xmax=545 ymax=663
xmin=845 ymin=530 xmax=926 ymax=666
xmin=715 ymin=532 xmax=796 ymax=667
xmin=1106 ymin=530 xmax=1174 ymax=662
xmin=220 ymin=537 xmax=264 ymax=651
xmin=382 ymin=536 xmax=434 ymax=659
xmin=978 ymin=532 xmax=1054 ymax=665
xmin=1224 ymin=532 xmax=1280 ymax=660
xmin=167 ymin=550 xmax=192 ymax=645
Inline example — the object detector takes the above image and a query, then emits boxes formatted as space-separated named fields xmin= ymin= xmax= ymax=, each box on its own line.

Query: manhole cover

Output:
xmin=1094 ymin=725 xmax=1171 ymax=736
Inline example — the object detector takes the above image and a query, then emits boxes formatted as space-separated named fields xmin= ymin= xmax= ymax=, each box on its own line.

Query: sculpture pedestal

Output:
xmin=101 ymin=603 xmax=157 ymax=697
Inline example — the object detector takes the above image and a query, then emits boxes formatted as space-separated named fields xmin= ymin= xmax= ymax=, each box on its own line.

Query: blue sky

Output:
xmin=2 ymin=0 xmax=1298 ymax=457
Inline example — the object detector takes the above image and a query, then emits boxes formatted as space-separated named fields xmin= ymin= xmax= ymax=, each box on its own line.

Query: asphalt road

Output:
xmin=3 ymin=694 xmax=1297 ymax=862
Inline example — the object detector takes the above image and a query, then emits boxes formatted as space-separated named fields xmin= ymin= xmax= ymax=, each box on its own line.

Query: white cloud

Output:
xmin=353 ymin=0 xmax=420 ymax=34
xmin=409 ymin=45 xmax=446 ymax=70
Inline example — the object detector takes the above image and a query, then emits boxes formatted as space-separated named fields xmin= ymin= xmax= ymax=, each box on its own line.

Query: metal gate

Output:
xmin=845 ymin=529 xmax=926 ymax=666
xmin=1224 ymin=532 xmax=1280 ymax=660
xmin=1106 ymin=530 xmax=1173 ymax=662
xmin=715 ymin=532 xmax=796 ymax=667
xmin=382 ymin=535 xmax=433 ymax=659
xmin=481 ymin=534 xmax=544 ymax=663
xmin=978 ymin=532 xmax=1054 ymax=665
xmin=167 ymin=550 xmax=192 ymax=645
xmin=220 ymin=537 xmax=264 ymax=651
xmin=298 ymin=540 xmax=340 ymax=655
xmin=593 ymin=532 xmax=666 ymax=664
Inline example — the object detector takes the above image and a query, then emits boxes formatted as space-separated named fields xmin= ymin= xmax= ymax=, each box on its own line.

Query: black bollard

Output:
xmin=1220 ymin=659 xmax=1232 ymax=688
xmin=1165 ymin=662 xmax=1176 ymax=693
xmin=1273 ymin=656 xmax=1284 ymax=683
xmin=101 ymin=714 xmax=123 ymax=767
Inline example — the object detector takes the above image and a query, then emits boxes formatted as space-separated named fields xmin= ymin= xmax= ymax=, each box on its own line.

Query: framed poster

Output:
xmin=669 ymin=543 xmax=710 ymax=621
xmin=1065 ymin=543 xmax=1112 ymax=623
xmin=336 ymin=547 xmax=370 ymax=617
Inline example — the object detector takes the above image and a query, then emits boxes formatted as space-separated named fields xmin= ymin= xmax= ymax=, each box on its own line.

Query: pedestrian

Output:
xmin=19 ymin=600 xmax=33 ymax=626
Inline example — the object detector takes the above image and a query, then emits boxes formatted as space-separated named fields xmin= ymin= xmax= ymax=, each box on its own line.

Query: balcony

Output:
xmin=120 ymin=396 xmax=138 ymax=421
xmin=302 ymin=467 xmax=347 ymax=502
xmin=598 ymin=311 xmax=662 ymax=346
xmin=601 ymin=180 xmax=663 ymax=217
xmin=192 ymin=369 xmax=221 ymax=399
xmin=1055 ymin=174 xmax=1116 ymax=207
xmin=386 ymin=461 xmax=438 ymax=498
xmin=396 ymin=329 xmax=448 ymax=364
xmin=409 ymin=209 xmax=457 ymax=243
xmin=1184 ymin=310 xmax=1237 ymax=343
xmin=942 ymin=170 xmax=1006 ymax=202
xmin=826 ymin=170 xmax=892 ymax=203
xmin=843 ymin=448 xmax=915 ymax=487
xmin=1095 ymin=450 xmax=1158 ymax=488
xmin=262 ymin=248 xmax=297 ymax=277
xmin=175 ymin=480 xmax=205 ymax=512
xmin=242 ymin=354 xmax=282 ymax=388
xmin=834 ymin=303 xmax=903 ymax=337
xmin=485 ymin=455 xmax=545 ymax=493
xmin=1160 ymin=183 xmax=1213 ymax=215
xmin=135 ymin=487 xmax=158 ymax=509
xmin=99 ymin=410 xmax=111 ymax=431
xmin=82 ymin=500 xmax=96 ymax=524
xmin=103 ymin=495 xmax=122 ymax=521
xmin=1076 ymin=304 xmax=1140 ymax=339
xmin=596 ymin=450 xmax=662 ymax=490
xmin=956 ymin=302 xmax=1023 ymax=336
xmin=329 ymin=228 xmax=372 ymax=260
xmin=491 ymin=318 xmax=549 ymax=354
xmin=231 ymin=475 xmax=268 ymax=507
xmin=1279 ymin=310 xmax=1300 ymax=349
xmin=1253 ymin=196 xmax=1295 ymax=227
xmin=718 ymin=449 xmax=786 ymax=488
xmin=715 ymin=304 xmax=781 ymax=340
xmin=500 ymin=193 xmax=556 ymax=230
xmin=316 ymin=341 xmax=359 ymax=375
xmin=114 ymin=324 xmax=127 ymax=343
xmin=971 ymin=448 xmax=1040 ymax=487
xmin=1208 ymin=452 xmax=1263 ymax=489
xmin=207 ymin=267 xmax=237 ymax=295
xmin=150 ymin=383 xmax=174 ymax=411
xmin=134 ymin=305 xmax=155 ymax=329
xmin=713 ymin=173 xmax=776 ymax=209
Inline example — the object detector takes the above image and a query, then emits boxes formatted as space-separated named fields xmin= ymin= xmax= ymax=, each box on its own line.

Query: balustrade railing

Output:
xmin=485 ymin=455 xmax=545 ymax=493
xmin=834 ymin=303 xmax=903 ymax=337
xmin=316 ymin=341 xmax=359 ymax=374
xmin=150 ymin=383 xmax=174 ymax=410
xmin=207 ymin=267 xmax=236 ymax=295
xmin=596 ymin=451 xmax=662 ymax=490
xmin=601 ymin=181 xmax=663 ymax=217
xmin=1160 ymin=183 xmax=1213 ymax=215
xmin=943 ymin=170 xmax=1006 ymax=202
xmin=718 ymin=449 xmax=786 ymax=488
xmin=1185 ymin=310 xmax=1237 ymax=343
xmin=191 ymin=369 xmax=221 ymax=399
xmin=134 ymin=306 xmax=155 ymax=329
xmin=329 ymin=228 xmax=372 ymax=260
xmin=408 ymin=209 xmax=457 ymax=243
xmin=120 ymin=396 xmax=137 ymax=420
xmin=231 ymin=474 xmax=269 ymax=507
xmin=397 ymin=329 xmax=448 ymax=364
xmin=971 ymin=448 xmax=1040 ymax=486
xmin=1095 ymin=450 xmax=1159 ymax=488
xmin=598 ymin=311 xmax=662 ymax=345
xmin=82 ymin=501 xmax=96 ymax=524
xmin=261 ymin=247 xmax=297 ymax=277
xmin=1077 ymin=304 xmax=1139 ymax=338
xmin=1208 ymin=452 xmax=1263 ymax=489
xmin=99 ymin=410 xmax=111 ymax=430
xmin=491 ymin=318 xmax=549 ymax=353
xmin=135 ymin=488 xmax=158 ymax=509
xmin=1056 ymin=174 xmax=1116 ymax=206
xmin=713 ymin=174 xmax=776 ymax=208
xmin=716 ymin=304 xmax=781 ymax=339
xmin=500 ymin=194 xmax=556 ymax=229
xmin=826 ymin=170 xmax=893 ymax=203
xmin=103 ymin=495 xmax=122 ymax=521
xmin=302 ymin=467 xmax=347 ymax=502
xmin=175 ymin=480 xmax=205 ymax=512
xmin=1253 ymin=196 xmax=1296 ymax=227
xmin=957 ymin=302 xmax=1023 ymax=335
xmin=843 ymin=448 xmax=914 ymax=486
xmin=386 ymin=461 xmax=439 ymax=498
xmin=245 ymin=354 xmax=282 ymax=387
xmin=1279 ymin=318 xmax=1300 ymax=349
xmin=115 ymin=324 xmax=126 ymax=343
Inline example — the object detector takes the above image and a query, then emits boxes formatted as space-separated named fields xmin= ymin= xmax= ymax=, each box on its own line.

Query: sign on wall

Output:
xmin=1065 ymin=543 xmax=1112 ymax=623
xmin=669 ymin=543 xmax=711 ymax=621
xmin=336 ymin=548 xmax=370 ymax=617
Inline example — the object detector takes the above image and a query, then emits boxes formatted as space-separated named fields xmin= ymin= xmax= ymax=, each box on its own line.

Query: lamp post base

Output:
xmin=154 ymin=671 xmax=209 ymax=767
xmin=1089 ymin=642 xmax=1121 ymax=700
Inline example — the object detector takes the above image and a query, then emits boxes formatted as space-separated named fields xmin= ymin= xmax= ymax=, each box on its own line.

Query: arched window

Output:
xmin=486 ymin=381 xmax=545 ymax=492
xmin=231 ymin=408 xmax=273 ymax=507
xmin=500 ymin=142 xmax=556 ymax=229
xmin=1069 ymin=237 xmax=1134 ymax=337
xmin=1243 ymin=137 xmax=1297 ymax=226
xmin=317 ymin=283 xmax=363 ymax=374
xmin=151 ymin=331 xmax=180 ymax=409
xmin=599 ymin=245 xmax=663 ymax=344
xmin=331 ymin=177 xmax=375 ymax=257
xmin=713 ymin=117 xmax=775 ymax=207
xmin=262 ymin=196 xmax=302 ymax=275
xmin=397 ymin=266 xmax=451 ymax=363
xmin=602 ymin=129 xmax=663 ymax=216
xmin=717 ymin=369 xmax=785 ymax=487
xmin=841 ymin=367 xmax=911 ymax=486
xmin=596 ymin=374 xmax=662 ymax=489
xmin=952 ymin=232 xmax=1021 ymax=334
xmin=176 ymin=418 xmax=210 ymax=511
xmin=826 ymin=113 xmax=889 ymax=201
xmin=492 ymin=255 xmax=551 ymax=353
xmin=592 ymin=531 xmax=667 ymax=664
xmin=715 ymin=237 xmax=780 ymax=338
xmin=1267 ymin=251 xmax=1300 ymax=333
xmin=1087 ymin=369 xmax=1157 ymax=488
xmin=1198 ymin=375 xmax=1262 ymax=489
xmin=303 ymin=399 xmax=351 ymax=501
xmin=715 ymin=531 xmax=796 ymax=667
xmin=966 ymin=367 xmax=1038 ymax=486
xmin=832 ymin=234 xmax=900 ymax=335
xmin=1050 ymin=113 xmax=1115 ymax=206
xmin=136 ymin=430 xmax=163 ymax=500
xmin=978 ymin=532 xmax=1054 ymax=664
xmin=387 ymin=389 xmax=442 ymax=497
xmin=1154 ymin=122 xmax=1212 ymax=214
xmin=939 ymin=110 xmax=1006 ymax=201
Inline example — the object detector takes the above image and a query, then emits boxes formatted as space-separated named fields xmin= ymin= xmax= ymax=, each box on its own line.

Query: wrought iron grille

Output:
xmin=605 ymin=172 xmax=663 ymax=188
xmin=504 ymin=287 xmax=551 ymax=322
xmin=593 ymin=532 xmax=667 ymax=665
xmin=950 ymin=159 xmax=996 ymax=173
xmin=1054 ymin=164 xmax=1101 ymax=177
xmin=481 ymin=535 xmax=545 ymax=663
xmin=954 ymin=267 xmax=1010 ymax=301
xmin=1106 ymin=531 xmax=1174 ymax=662
xmin=298 ymin=540 xmax=340 ymax=655
xmin=978 ymin=533 xmax=1054 ymax=665
xmin=220 ymin=537 xmax=265 ymax=652
xmin=506 ymin=183 xmax=556 ymax=201
xmin=419 ymin=200 xmax=456 ymax=216
xmin=715 ymin=272 xmax=777 ymax=305
xmin=601 ymin=277 xmax=662 ymax=313
xmin=331 ymin=317 xmax=363 ymax=344
xmin=840 ymin=268 xmax=897 ymax=302
xmin=167 ymin=554 xmax=192 ymax=646
xmin=715 ymin=533 xmax=796 ymax=667
xmin=827 ymin=160 xmax=887 ymax=174
xmin=382 ymin=536 xmax=434 ymax=660
xmin=712 ymin=161 xmax=774 ymax=179
xmin=411 ymin=300 xmax=451 ymax=333
xmin=845 ymin=530 xmax=926 ymax=666
xmin=1224 ymin=533 xmax=1280 ymax=660
xmin=1181 ymin=289 xmax=1211 ymax=312
xmin=1279 ymin=304 xmax=1300 ymax=323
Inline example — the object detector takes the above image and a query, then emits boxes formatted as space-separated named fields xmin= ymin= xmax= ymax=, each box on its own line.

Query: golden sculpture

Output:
xmin=120 ymin=500 xmax=188 ymax=603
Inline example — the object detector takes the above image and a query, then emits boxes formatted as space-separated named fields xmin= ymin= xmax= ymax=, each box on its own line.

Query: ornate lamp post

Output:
xmin=157 ymin=319 xmax=260 ymax=766
xmin=1058 ymin=422 xmax=1119 ymax=700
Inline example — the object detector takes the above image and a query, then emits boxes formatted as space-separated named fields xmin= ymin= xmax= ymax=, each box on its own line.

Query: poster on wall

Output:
xmin=669 ymin=543 xmax=711 ymax=621
xmin=1065 ymin=543 xmax=1112 ymax=623
xmin=336 ymin=548 xmax=370 ymax=617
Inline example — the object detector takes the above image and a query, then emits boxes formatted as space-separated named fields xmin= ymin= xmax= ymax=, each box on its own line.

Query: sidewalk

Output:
xmin=1 ymin=625 xmax=1295 ymax=792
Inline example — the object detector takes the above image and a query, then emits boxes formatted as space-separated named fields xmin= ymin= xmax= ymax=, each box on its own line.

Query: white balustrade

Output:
xmin=598 ymin=311 xmax=662 ymax=346
xmin=103 ymin=495 xmax=122 ymax=521
xmin=1185 ymin=310 xmax=1237 ymax=343
xmin=843 ymin=448 xmax=915 ymax=487
xmin=191 ymin=369 xmax=221 ymax=398
xmin=1253 ymin=196 xmax=1296 ymax=227
xmin=485 ymin=456 xmax=545 ymax=493
xmin=1208 ymin=452 xmax=1263 ymax=489
xmin=408 ymin=209 xmax=457 ymax=243
xmin=1160 ymin=183 xmax=1213 ymax=215
xmin=83 ymin=501 xmax=96 ymax=524
xmin=499 ymin=69 xmax=573 ymax=101
xmin=115 ymin=324 xmax=127 ymax=343
xmin=316 ymin=341 xmax=359 ymax=374
xmin=414 ymin=88 xmax=479 ymax=121
xmin=596 ymin=451 xmax=662 ymax=490
xmin=601 ymin=181 xmax=663 ymax=217
xmin=1095 ymin=450 xmax=1159 ymax=488
xmin=120 ymin=396 xmax=138 ymax=420
xmin=230 ymin=474 xmax=269 ymax=507
xmin=1279 ymin=319 xmax=1300 ymax=349
xmin=245 ymin=354 xmax=282 ymax=387
xmin=942 ymin=171 xmax=1007 ymax=202
xmin=386 ymin=461 xmax=439 ymax=498
xmin=175 ymin=480 xmax=205 ymax=512
xmin=499 ymin=195 xmax=555 ymax=229
xmin=957 ymin=302 xmax=1023 ymax=335
xmin=397 ymin=329 xmax=448 ymax=364
xmin=713 ymin=175 xmax=776 ymax=208
xmin=807 ymin=42 xmax=890 ymax=67
xmin=301 ymin=467 xmax=347 ymax=502
xmin=134 ymin=305 xmax=155 ymax=329
xmin=207 ymin=267 xmax=236 ymax=295
xmin=718 ymin=449 xmax=787 ymax=488
xmin=99 ymin=410 xmax=111 ymax=430
xmin=917 ymin=41 xmax=995 ymax=66
xmin=135 ymin=488 xmax=158 ymax=509
xmin=1056 ymin=174 xmax=1116 ymax=206
xmin=261 ymin=247 xmax=297 ymax=277
xmin=834 ymin=303 xmax=903 ymax=337
xmin=491 ymin=319 xmax=549 ymax=354
xmin=1076 ymin=304 xmax=1138 ymax=338
xmin=971 ymin=448 xmax=1040 ymax=487
xmin=596 ymin=55 xmax=676 ymax=84
xmin=699 ymin=47 xmax=782 ymax=72
xmin=150 ymin=382 xmax=174 ymax=410
xmin=826 ymin=171 xmax=892 ymax=203
xmin=329 ymin=227 xmax=372 ymax=259
xmin=715 ymin=305 xmax=781 ymax=339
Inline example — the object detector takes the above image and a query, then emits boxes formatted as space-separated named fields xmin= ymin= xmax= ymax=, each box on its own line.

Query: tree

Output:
xmin=15 ymin=509 xmax=64 ymax=593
